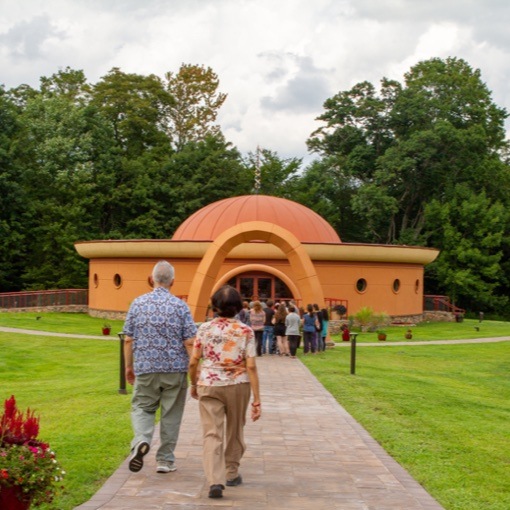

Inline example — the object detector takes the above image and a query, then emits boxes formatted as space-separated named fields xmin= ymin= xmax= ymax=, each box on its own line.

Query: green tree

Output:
xmin=17 ymin=82 xmax=98 ymax=288
xmin=307 ymin=57 xmax=509 ymax=244
xmin=304 ymin=57 xmax=510 ymax=313
xmin=90 ymin=68 xmax=176 ymax=237
xmin=242 ymin=147 xmax=301 ymax=196
xmin=0 ymin=87 xmax=27 ymax=290
xmin=162 ymin=135 xmax=251 ymax=234
xmin=425 ymin=185 xmax=508 ymax=311
xmin=165 ymin=64 xmax=227 ymax=150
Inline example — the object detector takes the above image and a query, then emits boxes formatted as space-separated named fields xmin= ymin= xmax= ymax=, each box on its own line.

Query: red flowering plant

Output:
xmin=0 ymin=395 xmax=65 ymax=506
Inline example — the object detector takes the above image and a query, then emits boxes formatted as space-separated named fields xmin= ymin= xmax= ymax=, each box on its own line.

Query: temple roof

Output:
xmin=171 ymin=195 xmax=342 ymax=244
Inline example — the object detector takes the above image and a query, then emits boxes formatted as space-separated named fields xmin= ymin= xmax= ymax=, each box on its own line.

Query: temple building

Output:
xmin=74 ymin=194 xmax=439 ymax=322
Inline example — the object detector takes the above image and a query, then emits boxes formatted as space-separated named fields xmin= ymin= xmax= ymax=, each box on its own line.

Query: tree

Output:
xmin=165 ymin=64 xmax=227 ymax=150
xmin=425 ymin=185 xmax=508 ymax=311
xmin=243 ymin=147 xmax=302 ymax=196
xmin=305 ymin=57 xmax=510 ymax=313
xmin=0 ymin=87 xmax=27 ymax=290
xmin=162 ymin=135 xmax=251 ymax=234
xmin=307 ymin=58 xmax=509 ymax=244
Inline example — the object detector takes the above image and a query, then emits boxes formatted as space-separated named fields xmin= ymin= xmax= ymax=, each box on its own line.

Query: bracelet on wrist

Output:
xmin=251 ymin=402 xmax=261 ymax=407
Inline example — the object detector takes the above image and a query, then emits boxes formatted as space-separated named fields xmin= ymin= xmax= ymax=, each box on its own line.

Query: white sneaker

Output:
xmin=156 ymin=462 xmax=177 ymax=473
xmin=128 ymin=441 xmax=150 ymax=472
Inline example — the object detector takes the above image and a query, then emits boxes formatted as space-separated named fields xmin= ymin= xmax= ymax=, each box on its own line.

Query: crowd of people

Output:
xmin=235 ymin=297 xmax=330 ymax=357
xmin=122 ymin=261 xmax=330 ymax=500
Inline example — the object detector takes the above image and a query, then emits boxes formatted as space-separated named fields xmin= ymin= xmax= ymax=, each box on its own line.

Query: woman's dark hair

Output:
xmin=321 ymin=308 xmax=329 ymax=321
xmin=306 ymin=303 xmax=313 ymax=314
xmin=211 ymin=285 xmax=243 ymax=318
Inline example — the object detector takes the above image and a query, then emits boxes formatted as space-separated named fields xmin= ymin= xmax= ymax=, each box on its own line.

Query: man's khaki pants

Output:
xmin=197 ymin=383 xmax=251 ymax=486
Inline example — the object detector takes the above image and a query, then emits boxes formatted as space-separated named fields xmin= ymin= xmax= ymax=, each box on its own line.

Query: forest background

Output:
xmin=1 ymin=56 xmax=509 ymax=318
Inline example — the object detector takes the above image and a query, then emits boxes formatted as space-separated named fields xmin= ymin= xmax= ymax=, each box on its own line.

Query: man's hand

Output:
xmin=126 ymin=367 xmax=136 ymax=385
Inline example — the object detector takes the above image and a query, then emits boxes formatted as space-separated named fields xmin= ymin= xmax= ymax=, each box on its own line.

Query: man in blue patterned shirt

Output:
xmin=123 ymin=260 xmax=197 ymax=474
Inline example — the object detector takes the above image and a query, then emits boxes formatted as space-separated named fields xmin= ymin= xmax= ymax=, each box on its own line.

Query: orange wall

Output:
xmin=88 ymin=257 xmax=424 ymax=317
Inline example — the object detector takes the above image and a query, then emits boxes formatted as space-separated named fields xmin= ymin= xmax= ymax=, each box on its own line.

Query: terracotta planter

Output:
xmin=0 ymin=486 xmax=32 ymax=510
xmin=377 ymin=333 xmax=387 ymax=341
xmin=102 ymin=328 xmax=111 ymax=336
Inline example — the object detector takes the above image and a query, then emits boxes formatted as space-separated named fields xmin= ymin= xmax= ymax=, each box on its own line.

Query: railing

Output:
xmin=0 ymin=289 xmax=88 ymax=309
xmin=423 ymin=295 xmax=465 ymax=315
xmin=325 ymin=298 xmax=348 ymax=318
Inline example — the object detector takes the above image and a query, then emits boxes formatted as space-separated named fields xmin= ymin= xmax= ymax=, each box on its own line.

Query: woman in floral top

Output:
xmin=188 ymin=286 xmax=261 ymax=499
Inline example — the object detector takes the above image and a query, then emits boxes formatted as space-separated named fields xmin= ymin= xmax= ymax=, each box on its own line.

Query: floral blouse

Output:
xmin=194 ymin=317 xmax=256 ymax=386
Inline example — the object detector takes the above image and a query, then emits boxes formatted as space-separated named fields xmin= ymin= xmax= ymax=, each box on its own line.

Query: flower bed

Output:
xmin=0 ymin=396 xmax=65 ymax=507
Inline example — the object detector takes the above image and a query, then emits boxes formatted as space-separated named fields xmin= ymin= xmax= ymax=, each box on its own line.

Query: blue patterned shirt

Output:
xmin=123 ymin=287 xmax=197 ymax=375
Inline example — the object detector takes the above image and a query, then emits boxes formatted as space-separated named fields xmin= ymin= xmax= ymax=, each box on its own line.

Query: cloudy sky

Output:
xmin=1 ymin=0 xmax=510 ymax=164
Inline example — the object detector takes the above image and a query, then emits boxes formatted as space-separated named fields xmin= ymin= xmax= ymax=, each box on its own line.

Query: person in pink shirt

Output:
xmin=189 ymin=286 xmax=261 ymax=499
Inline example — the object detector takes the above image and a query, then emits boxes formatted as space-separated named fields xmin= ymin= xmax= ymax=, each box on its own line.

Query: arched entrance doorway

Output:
xmin=226 ymin=271 xmax=293 ymax=303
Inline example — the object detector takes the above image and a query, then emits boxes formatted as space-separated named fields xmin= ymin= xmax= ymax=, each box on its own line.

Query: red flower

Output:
xmin=0 ymin=395 xmax=41 ymax=446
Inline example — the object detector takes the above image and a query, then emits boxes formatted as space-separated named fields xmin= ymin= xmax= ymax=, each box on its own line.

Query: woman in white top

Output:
xmin=285 ymin=305 xmax=301 ymax=358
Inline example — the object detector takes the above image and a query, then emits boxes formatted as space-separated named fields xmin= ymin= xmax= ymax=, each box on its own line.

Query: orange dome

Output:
xmin=172 ymin=195 xmax=341 ymax=243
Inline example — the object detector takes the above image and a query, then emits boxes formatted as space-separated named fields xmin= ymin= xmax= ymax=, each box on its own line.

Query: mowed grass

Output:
xmin=301 ymin=342 xmax=510 ymax=510
xmin=0 ymin=331 xmax=133 ymax=510
xmin=330 ymin=317 xmax=510 ymax=343
xmin=0 ymin=311 xmax=125 ymax=336
xmin=1 ymin=313 xmax=510 ymax=509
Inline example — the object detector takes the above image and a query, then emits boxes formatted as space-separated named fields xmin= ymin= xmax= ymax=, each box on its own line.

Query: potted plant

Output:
xmin=377 ymin=330 xmax=387 ymax=341
xmin=102 ymin=322 xmax=111 ymax=335
xmin=405 ymin=329 xmax=413 ymax=339
xmin=0 ymin=395 xmax=65 ymax=509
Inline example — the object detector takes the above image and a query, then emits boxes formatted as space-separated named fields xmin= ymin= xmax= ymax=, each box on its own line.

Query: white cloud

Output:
xmin=1 ymin=0 xmax=509 ymax=163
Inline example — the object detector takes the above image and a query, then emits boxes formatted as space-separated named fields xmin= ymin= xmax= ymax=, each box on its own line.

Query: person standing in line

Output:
xmin=262 ymin=299 xmax=275 ymax=354
xmin=189 ymin=286 xmax=261 ymax=499
xmin=285 ymin=305 xmax=301 ymax=358
xmin=123 ymin=260 xmax=197 ymax=474
xmin=249 ymin=301 xmax=265 ymax=356
xmin=273 ymin=303 xmax=290 ymax=356
xmin=236 ymin=301 xmax=251 ymax=326
xmin=313 ymin=304 xmax=324 ymax=352
xmin=302 ymin=304 xmax=317 ymax=354
xmin=320 ymin=308 xmax=329 ymax=351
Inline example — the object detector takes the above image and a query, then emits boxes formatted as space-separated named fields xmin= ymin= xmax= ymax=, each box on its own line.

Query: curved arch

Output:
xmin=213 ymin=264 xmax=301 ymax=300
xmin=187 ymin=221 xmax=324 ymax=321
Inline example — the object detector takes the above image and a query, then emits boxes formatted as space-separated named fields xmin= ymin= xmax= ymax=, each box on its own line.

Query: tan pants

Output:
xmin=197 ymin=383 xmax=251 ymax=486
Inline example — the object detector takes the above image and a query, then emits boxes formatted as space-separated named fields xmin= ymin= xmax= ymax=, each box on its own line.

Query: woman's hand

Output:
xmin=251 ymin=403 xmax=261 ymax=421
xmin=190 ymin=385 xmax=199 ymax=400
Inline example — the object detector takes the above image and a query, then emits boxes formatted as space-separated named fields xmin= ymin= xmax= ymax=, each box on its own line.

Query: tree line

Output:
xmin=1 ymin=58 xmax=509 ymax=317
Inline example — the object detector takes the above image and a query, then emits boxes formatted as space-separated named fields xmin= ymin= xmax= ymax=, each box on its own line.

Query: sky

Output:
xmin=1 ymin=0 xmax=510 ymax=165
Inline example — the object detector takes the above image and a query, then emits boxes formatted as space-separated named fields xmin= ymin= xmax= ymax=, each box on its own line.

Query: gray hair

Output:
xmin=152 ymin=260 xmax=175 ymax=286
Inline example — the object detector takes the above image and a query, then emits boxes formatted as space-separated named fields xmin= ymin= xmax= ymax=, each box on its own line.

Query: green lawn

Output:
xmin=330 ymin=317 xmax=510 ymax=343
xmin=0 ymin=311 xmax=125 ymax=336
xmin=301 ymin=342 xmax=510 ymax=510
xmin=1 ymin=313 xmax=509 ymax=509
xmin=0 ymin=331 xmax=132 ymax=510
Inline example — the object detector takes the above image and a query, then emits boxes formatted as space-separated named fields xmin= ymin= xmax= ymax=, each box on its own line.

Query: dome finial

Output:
xmin=254 ymin=145 xmax=261 ymax=194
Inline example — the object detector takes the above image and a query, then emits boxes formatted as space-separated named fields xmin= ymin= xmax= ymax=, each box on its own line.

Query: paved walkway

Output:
xmin=74 ymin=355 xmax=445 ymax=510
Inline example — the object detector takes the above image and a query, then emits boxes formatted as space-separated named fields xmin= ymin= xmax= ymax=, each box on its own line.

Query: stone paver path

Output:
xmin=75 ymin=355 xmax=445 ymax=510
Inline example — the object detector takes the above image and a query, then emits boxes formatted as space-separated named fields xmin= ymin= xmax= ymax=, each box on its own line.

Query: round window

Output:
xmin=113 ymin=273 xmax=122 ymax=288
xmin=393 ymin=279 xmax=401 ymax=293
xmin=356 ymin=278 xmax=367 ymax=293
